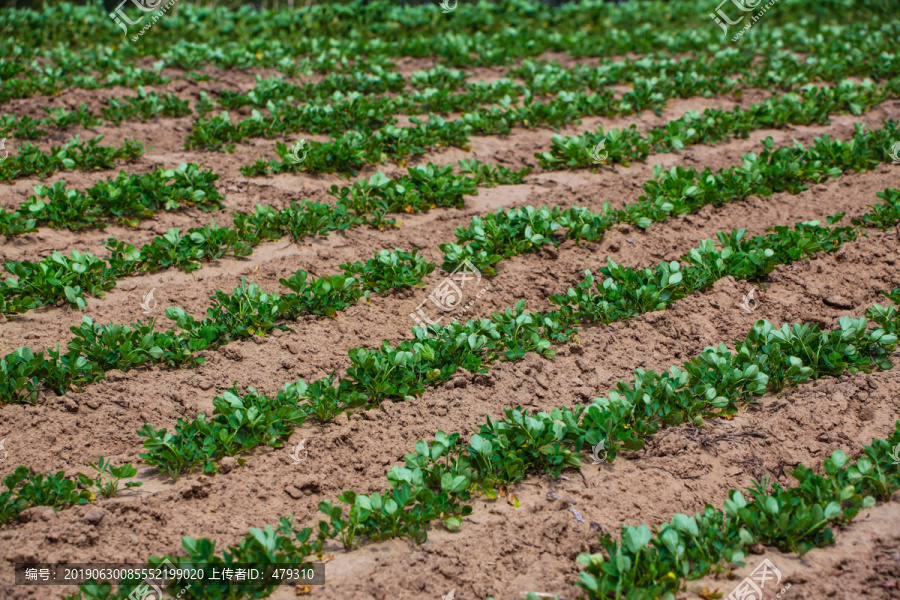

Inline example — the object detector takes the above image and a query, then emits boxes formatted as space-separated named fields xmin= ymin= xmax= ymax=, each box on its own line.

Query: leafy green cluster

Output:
xmin=550 ymin=222 xmax=857 ymax=324
xmin=0 ymin=467 xmax=93 ymax=525
xmin=441 ymin=204 xmax=617 ymax=275
xmin=340 ymin=248 xmax=436 ymax=294
xmin=539 ymin=78 xmax=899 ymax=169
xmin=0 ymin=163 xmax=224 ymax=236
xmin=0 ymin=88 xmax=189 ymax=141
xmin=1 ymin=251 xmax=118 ymax=313
xmin=100 ymin=87 xmax=192 ymax=125
xmin=576 ymin=423 xmax=900 ymax=599
xmin=0 ymin=458 xmax=140 ymax=525
xmin=0 ymin=135 xmax=144 ymax=182
xmin=138 ymin=384 xmax=308 ymax=481
xmin=852 ymin=188 xmax=900 ymax=229
xmin=0 ymin=103 xmax=101 ymax=139
xmin=321 ymin=161 xmax=531 ymax=228
xmin=70 ymin=516 xmax=321 ymax=600
xmin=1 ymin=221 xmax=252 ymax=315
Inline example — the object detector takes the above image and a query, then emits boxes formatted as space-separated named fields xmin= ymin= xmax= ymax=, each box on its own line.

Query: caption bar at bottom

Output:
xmin=15 ymin=563 xmax=325 ymax=586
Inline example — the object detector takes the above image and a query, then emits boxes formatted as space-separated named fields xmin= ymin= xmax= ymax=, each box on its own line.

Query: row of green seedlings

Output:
xmin=6 ymin=11 xmax=894 ymax=99
xmin=0 ymin=135 xmax=143 ymax=183
xmin=167 ymin=110 xmax=900 ymax=333
xmin=0 ymin=51 xmax=741 ymax=142
xmin=0 ymin=57 xmax=169 ymax=104
xmin=0 ymin=245 xmax=437 ymax=405
xmin=574 ymin=426 xmax=900 ymax=599
xmin=231 ymin=67 xmax=857 ymax=175
xmin=221 ymin=50 xmax=762 ymax=112
xmin=1 ymin=69 xmax=515 ymax=142
xmin=3 ymin=23 xmax=894 ymax=150
xmin=190 ymin=47 xmax=760 ymax=152
xmin=204 ymin=42 xmax=899 ymax=152
xmin=6 ymin=115 xmax=896 ymax=316
xmin=3 ymin=117 xmax=894 ymax=387
xmin=2 ymin=130 xmax=897 ymax=407
xmin=0 ymin=179 xmax=876 ymax=413
xmin=0 ymin=159 xmax=528 ymax=316
xmin=2 ymin=124 xmax=896 ymax=417
xmin=540 ymin=77 xmax=900 ymax=169
xmin=0 ymin=88 xmax=192 ymax=140
xmin=135 ymin=215 xmax=865 ymax=481
xmin=63 ymin=293 xmax=900 ymax=600
xmin=239 ymin=73 xmax=900 ymax=178
xmin=0 ymin=457 xmax=143 ymax=526
xmin=3 ymin=54 xmax=686 ymax=142
xmin=442 ymin=122 xmax=900 ymax=273
xmin=0 ymin=164 xmax=224 ymax=237
xmin=3 ymin=0 xmax=830 ymax=52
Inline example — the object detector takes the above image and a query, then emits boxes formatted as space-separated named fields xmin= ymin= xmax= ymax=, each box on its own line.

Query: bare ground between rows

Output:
xmin=1 ymin=216 xmax=899 ymax=598
xmin=2 ymin=101 xmax=897 ymax=355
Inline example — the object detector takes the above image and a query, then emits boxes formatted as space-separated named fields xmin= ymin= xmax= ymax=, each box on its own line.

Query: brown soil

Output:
xmin=1 ymin=63 xmax=899 ymax=600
